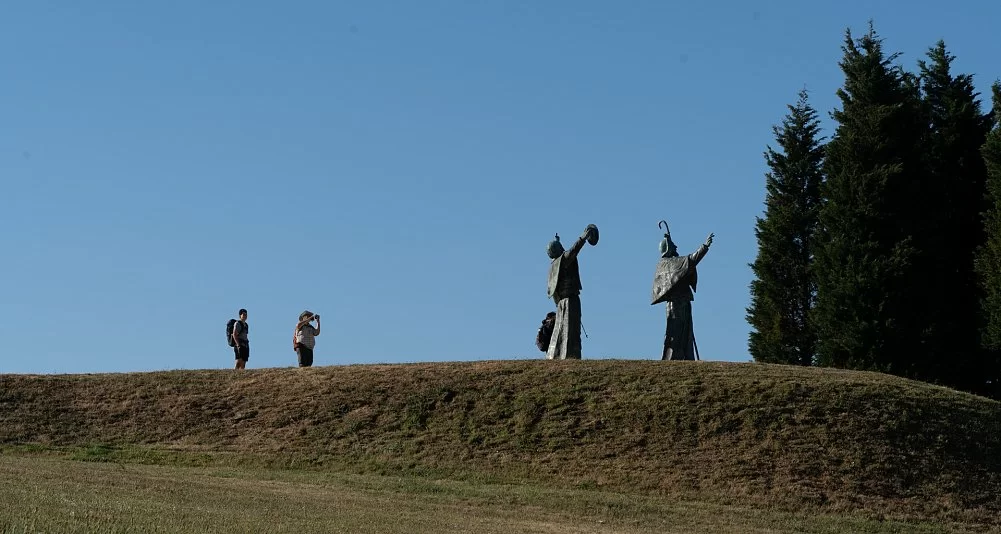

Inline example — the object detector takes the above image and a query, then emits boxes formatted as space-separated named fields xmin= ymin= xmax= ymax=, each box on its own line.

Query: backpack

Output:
xmin=535 ymin=312 xmax=557 ymax=352
xmin=226 ymin=319 xmax=238 ymax=347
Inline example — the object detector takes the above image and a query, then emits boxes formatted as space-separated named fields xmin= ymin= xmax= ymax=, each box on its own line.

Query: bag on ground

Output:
xmin=536 ymin=312 xmax=557 ymax=352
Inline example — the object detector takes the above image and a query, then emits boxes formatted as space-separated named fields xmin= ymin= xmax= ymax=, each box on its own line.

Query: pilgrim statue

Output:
xmin=651 ymin=220 xmax=714 ymax=360
xmin=546 ymin=224 xmax=599 ymax=360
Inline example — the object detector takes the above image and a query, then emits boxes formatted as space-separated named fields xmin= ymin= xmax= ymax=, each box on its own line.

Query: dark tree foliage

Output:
xmin=748 ymin=89 xmax=824 ymax=366
xmin=915 ymin=42 xmax=993 ymax=391
xmin=745 ymin=22 xmax=1001 ymax=397
xmin=813 ymin=23 xmax=928 ymax=373
xmin=975 ymin=82 xmax=1001 ymax=396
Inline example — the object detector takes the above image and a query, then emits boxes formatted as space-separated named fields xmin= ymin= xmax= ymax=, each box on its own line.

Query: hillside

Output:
xmin=2 ymin=360 xmax=999 ymax=526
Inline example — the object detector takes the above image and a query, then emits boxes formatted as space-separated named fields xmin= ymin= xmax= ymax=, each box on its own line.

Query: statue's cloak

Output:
xmin=651 ymin=256 xmax=697 ymax=305
xmin=548 ymin=256 xmax=581 ymax=300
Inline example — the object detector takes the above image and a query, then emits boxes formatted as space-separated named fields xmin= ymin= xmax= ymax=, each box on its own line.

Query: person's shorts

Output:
xmin=297 ymin=345 xmax=314 ymax=367
xmin=234 ymin=344 xmax=250 ymax=361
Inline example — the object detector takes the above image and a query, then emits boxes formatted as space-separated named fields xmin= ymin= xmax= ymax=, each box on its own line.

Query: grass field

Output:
xmin=2 ymin=359 xmax=999 ymax=532
xmin=0 ymin=452 xmax=965 ymax=533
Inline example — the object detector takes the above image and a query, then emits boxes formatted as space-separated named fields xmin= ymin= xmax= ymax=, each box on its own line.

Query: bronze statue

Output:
xmin=651 ymin=220 xmax=714 ymax=360
xmin=546 ymin=224 xmax=599 ymax=360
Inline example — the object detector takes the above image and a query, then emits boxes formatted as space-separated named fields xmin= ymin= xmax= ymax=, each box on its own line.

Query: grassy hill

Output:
xmin=2 ymin=359 xmax=999 ymax=527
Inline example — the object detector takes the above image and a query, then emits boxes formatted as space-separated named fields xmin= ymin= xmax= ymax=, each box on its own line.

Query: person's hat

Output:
xmin=585 ymin=224 xmax=599 ymax=246
xmin=299 ymin=310 xmax=314 ymax=321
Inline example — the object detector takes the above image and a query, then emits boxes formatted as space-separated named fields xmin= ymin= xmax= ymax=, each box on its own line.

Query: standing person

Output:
xmin=293 ymin=311 xmax=320 ymax=367
xmin=545 ymin=223 xmax=599 ymax=360
xmin=232 ymin=308 xmax=250 ymax=369
xmin=650 ymin=220 xmax=714 ymax=360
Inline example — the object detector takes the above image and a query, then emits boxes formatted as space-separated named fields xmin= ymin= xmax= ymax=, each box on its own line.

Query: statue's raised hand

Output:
xmin=705 ymin=232 xmax=715 ymax=247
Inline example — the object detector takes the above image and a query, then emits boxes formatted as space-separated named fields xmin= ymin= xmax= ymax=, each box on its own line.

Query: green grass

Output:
xmin=2 ymin=359 xmax=1000 ymax=531
xmin=0 ymin=454 xmax=968 ymax=533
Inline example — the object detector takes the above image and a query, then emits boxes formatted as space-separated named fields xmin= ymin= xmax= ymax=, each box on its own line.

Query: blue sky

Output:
xmin=1 ymin=1 xmax=998 ymax=374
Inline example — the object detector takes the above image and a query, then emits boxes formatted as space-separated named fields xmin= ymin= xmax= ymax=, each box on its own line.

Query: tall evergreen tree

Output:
xmin=747 ymin=89 xmax=824 ymax=366
xmin=813 ymin=23 xmax=928 ymax=372
xmin=916 ymin=42 xmax=993 ymax=390
xmin=975 ymin=82 xmax=1001 ymax=395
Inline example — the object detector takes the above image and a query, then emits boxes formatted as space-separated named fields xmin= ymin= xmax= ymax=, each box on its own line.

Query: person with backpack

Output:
xmin=227 ymin=308 xmax=250 ymax=369
xmin=292 ymin=310 xmax=320 ymax=367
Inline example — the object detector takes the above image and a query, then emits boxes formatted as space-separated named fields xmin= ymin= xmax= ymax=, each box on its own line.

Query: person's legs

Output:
xmin=235 ymin=345 xmax=249 ymax=369
xmin=297 ymin=346 xmax=314 ymax=367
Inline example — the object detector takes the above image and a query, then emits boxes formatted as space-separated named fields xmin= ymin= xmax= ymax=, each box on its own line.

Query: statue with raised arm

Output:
xmin=651 ymin=220 xmax=714 ymax=360
xmin=545 ymin=223 xmax=599 ymax=360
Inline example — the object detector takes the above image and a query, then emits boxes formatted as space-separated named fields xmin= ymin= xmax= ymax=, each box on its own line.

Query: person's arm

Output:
xmin=293 ymin=318 xmax=310 ymax=346
xmin=314 ymin=316 xmax=320 ymax=336
xmin=233 ymin=323 xmax=241 ymax=348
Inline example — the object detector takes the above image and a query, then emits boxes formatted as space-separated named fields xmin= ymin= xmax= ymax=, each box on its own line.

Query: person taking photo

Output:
xmin=293 ymin=311 xmax=321 ymax=367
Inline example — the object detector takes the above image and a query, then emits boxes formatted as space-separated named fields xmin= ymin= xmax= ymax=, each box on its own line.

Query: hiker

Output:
xmin=650 ymin=220 xmax=714 ymax=360
xmin=545 ymin=224 xmax=599 ymax=360
xmin=231 ymin=308 xmax=250 ymax=369
xmin=293 ymin=311 xmax=321 ymax=367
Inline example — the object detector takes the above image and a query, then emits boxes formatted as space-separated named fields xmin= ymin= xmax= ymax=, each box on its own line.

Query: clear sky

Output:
xmin=2 ymin=1 xmax=999 ymax=374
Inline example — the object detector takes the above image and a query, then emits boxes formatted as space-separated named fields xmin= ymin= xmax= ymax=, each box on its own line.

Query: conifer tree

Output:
xmin=916 ymin=42 xmax=993 ymax=389
xmin=813 ymin=23 xmax=927 ymax=372
xmin=747 ymin=90 xmax=824 ymax=366
xmin=975 ymin=83 xmax=1001 ymax=396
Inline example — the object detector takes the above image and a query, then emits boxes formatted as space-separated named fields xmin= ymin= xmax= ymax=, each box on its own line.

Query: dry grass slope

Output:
xmin=2 ymin=359 xmax=999 ymax=526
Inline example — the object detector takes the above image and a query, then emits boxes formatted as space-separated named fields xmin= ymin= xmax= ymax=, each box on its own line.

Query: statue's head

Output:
xmin=658 ymin=219 xmax=678 ymax=257
xmin=547 ymin=234 xmax=565 ymax=259
xmin=659 ymin=235 xmax=678 ymax=257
